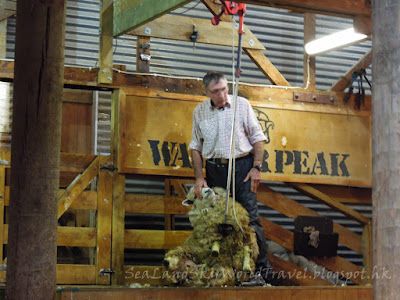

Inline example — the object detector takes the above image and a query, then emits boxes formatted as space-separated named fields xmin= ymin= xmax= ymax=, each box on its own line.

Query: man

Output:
xmin=189 ymin=71 xmax=269 ymax=282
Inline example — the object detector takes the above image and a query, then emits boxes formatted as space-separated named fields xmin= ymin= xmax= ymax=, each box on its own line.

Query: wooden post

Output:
xmin=111 ymin=171 xmax=125 ymax=285
xmin=136 ymin=36 xmax=150 ymax=73
xmin=372 ymin=0 xmax=400 ymax=298
xmin=304 ymin=13 xmax=316 ymax=90
xmin=6 ymin=1 xmax=66 ymax=299
xmin=362 ymin=223 xmax=372 ymax=285
xmin=96 ymin=161 xmax=113 ymax=285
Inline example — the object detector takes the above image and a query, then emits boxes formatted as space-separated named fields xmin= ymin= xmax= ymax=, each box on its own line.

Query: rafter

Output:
xmin=113 ymin=0 xmax=192 ymax=37
xmin=234 ymin=0 xmax=371 ymax=18
xmin=202 ymin=0 xmax=290 ymax=86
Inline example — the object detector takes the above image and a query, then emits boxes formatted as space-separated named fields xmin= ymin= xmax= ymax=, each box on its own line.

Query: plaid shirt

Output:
xmin=189 ymin=95 xmax=266 ymax=160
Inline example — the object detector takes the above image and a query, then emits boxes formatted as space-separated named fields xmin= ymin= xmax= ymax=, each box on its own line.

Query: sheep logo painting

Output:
xmin=163 ymin=187 xmax=259 ymax=287
xmin=253 ymin=108 xmax=274 ymax=144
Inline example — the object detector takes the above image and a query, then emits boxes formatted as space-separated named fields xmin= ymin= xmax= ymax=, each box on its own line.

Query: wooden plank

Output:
xmin=98 ymin=0 xmax=113 ymax=84
xmin=258 ymin=184 xmax=363 ymax=254
xmin=128 ymin=15 xmax=265 ymax=50
xmin=3 ymin=224 xmax=96 ymax=247
xmin=304 ymin=13 xmax=316 ymax=90
xmin=63 ymin=88 xmax=93 ymax=104
xmin=330 ymin=50 xmax=372 ymax=92
xmin=57 ymin=286 xmax=373 ymax=299
xmin=57 ymin=157 xmax=100 ymax=219
xmin=201 ymin=0 xmax=231 ymax=22
xmin=362 ymin=223 xmax=372 ymax=285
xmin=60 ymin=152 xmax=97 ymax=170
xmin=124 ymin=229 xmax=191 ymax=249
xmin=0 ymin=1 xmax=15 ymax=22
xmin=0 ymin=19 xmax=6 ymax=58
xmin=136 ymin=36 xmax=150 ymax=73
xmin=56 ymin=264 xmax=96 ymax=284
xmin=96 ymin=169 xmax=113 ymax=285
xmin=57 ymin=227 xmax=97 ymax=247
xmin=113 ymin=0 xmax=192 ymax=37
xmin=268 ymin=253 xmax=332 ymax=286
xmin=290 ymin=183 xmax=371 ymax=224
xmin=125 ymin=194 xmax=189 ymax=214
xmin=260 ymin=218 xmax=364 ymax=285
xmin=111 ymin=89 xmax=121 ymax=166
xmin=306 ymin=184 xmax=371 ymax=204
xmin=61 ymin=102 xmax=92 ymax=154
xmin=0 ymin=167 xmax=4 ymax=262
xmin=244 ymin=49 xmax=290 ymax=86
xmin=111 ymin=172 xmax=126 ymax=285
xmin=171 ymin=179 xmax=189 ymax=197
xmin=0 ymin=60 xmax=372 ymax=115
xmin=233 ymin=0 xmax=371 ymax=17
xmin=353 ymin=15 xmax=372 ymax=35
xmin=118 ymin=95 xmax=371 ymax=187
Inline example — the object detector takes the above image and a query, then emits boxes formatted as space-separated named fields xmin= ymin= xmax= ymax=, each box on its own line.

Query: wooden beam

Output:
xmin=304 ymin=13 xmax=316 ymax=90
xmin=330 ymin=50 xmax=372 ymax=92
xmin=113 ymin=0 xmax=192 ymax=37
xmin=0 ymin=1 xmax=15 ymax=22
xmin=98 ymin=0 xmax=113 ymax=84
xmin=305 ymin=184 xmax=371 ymax=204
xmin=268 ymin=254 xmax=332 ymax=286
xmin=244 ymin=49 xmax=290 ymax=86
xmin=234 ymin=0 xmax=371 ymax=17
xmin=56 ymin=264 xmax=96 ymax=285
xmin=57 ymin=157 xmax=100 ymax=219
xmin=202 ymin=0 xmax=289 ymax=85
xmin=128 ymin=15 xmax=265 ymax=50
xmin=258 ymin=184 xmax=363 ymax=254
xmin=125 ymin=194 xmax=190 ymax=215
xmin=289 ymin=183 xmax=371 ymax=225
xmin=111 ymin=172 xmax=125 ymax=285
xmin=96 ymin=168 xmax=113 ymax=285
xmin=124 ymin=229 xmax=191 ymax=249
xmin=353 ymin=15 xmax=372 ymax=35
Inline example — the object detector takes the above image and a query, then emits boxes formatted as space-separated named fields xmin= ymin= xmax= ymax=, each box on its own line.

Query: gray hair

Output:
xmin=203 ymin=72 xmax=226 ymax=90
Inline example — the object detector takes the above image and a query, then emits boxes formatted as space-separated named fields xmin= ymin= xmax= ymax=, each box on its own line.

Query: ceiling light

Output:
xmin=305 ymin=27 xmax=368 ymax=56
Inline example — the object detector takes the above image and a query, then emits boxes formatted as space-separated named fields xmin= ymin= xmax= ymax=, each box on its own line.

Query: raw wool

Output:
xmin=163 ymin=187 xmax=259 ymax=287
xmin=268 ymin=241 xmax=346 ymax=286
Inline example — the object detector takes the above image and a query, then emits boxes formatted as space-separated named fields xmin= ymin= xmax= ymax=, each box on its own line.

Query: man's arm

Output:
xmin=244 ymin=141 xmax=264 ymax=192
xmin=191 ymin=149 xmax=208 ymax=199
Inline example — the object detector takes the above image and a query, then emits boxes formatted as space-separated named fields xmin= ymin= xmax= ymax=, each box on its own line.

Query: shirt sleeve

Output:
xmin=188 ymin=107 xmax=203 ymax=152
xmin=244 ymin=100 xmax=267 ymax=145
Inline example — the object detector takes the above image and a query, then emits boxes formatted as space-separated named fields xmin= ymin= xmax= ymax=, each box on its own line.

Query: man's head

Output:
xmin=203 ymin=72 xmax=229 ymax=109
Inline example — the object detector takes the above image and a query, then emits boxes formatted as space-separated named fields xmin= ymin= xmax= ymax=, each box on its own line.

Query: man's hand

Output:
xmin=194 ymin=178 xmax=208 ymax=200
xmin=244 ymin=168 xmax=261 ymax=193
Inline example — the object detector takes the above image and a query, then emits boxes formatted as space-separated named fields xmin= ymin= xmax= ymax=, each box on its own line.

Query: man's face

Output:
xmin=206 ymin=79 xmax=229 ymax=108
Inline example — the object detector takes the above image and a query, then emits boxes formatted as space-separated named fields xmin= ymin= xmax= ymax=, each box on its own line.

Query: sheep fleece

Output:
xmin=163 ymin=187 xmax=259 ymax=287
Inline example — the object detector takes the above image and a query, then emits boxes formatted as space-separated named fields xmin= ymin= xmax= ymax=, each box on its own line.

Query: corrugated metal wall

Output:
xmin=2 ymin=0 xmax=372 ymax=272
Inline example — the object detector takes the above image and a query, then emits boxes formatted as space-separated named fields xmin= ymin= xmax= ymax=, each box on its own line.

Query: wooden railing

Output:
xmin=0 ymin=149 xmax=372 ymax=286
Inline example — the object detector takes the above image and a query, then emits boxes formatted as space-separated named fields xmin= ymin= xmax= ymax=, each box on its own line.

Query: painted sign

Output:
xmin=117 ymin=95 xmax=371 ymax=187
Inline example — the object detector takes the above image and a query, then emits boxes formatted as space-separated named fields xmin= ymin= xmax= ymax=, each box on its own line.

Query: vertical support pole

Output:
xmin=96 ymin=159 xmax=113 ymax=285
xmin=362 ymin=222 xmax=372 ymax=285
xmin=0 ymin=166 xmax=4 ymax=264
xmin=6 ymin=1 xmax=65 ymax=298
xmin=111 ymin=171 xmax=125 ymax=285
xmin=304 ymin=13 xmax=316 ymax=90
xmin=98 ymin=0 xmax=113 ymax=84
xmin=372 ymin=0 xmax=400 ymax=298
xmin=136 ymin=36 xmax=150 ymax=73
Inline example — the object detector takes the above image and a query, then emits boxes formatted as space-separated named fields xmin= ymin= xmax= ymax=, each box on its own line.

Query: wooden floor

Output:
xmin=58 ymin=286 xmax=373 ymax=300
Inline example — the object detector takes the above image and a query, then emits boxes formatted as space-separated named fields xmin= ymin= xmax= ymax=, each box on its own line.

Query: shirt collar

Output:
xmin=209 ymin=95 xmax=231 ymax=110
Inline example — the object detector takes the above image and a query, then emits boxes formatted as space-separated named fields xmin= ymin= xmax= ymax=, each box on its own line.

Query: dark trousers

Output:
xmin=205 ymin=155 xmax=268 ymax=270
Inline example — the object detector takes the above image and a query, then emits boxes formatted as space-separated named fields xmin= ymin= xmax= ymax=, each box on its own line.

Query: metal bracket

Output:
xmin=99 ymin=268 xmax=114 ymax=276
xmin=100 ymin=162 xmax=117 ymax=171
xmin=140 ymin=53 xmax=151 ymax=61
xmin=293 ymin=92 xmax=335 ymax=105
xmin=141 ymin=43 xmax=150 ymax=49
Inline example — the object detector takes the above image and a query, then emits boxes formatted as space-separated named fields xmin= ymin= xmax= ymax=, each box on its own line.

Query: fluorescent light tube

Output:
xmin=305 ymin=27 xmax=368 ymax=56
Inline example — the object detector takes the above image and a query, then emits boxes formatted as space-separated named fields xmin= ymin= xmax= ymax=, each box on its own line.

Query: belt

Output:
xmin=207 ymin=153 xmax=252 ymax=165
